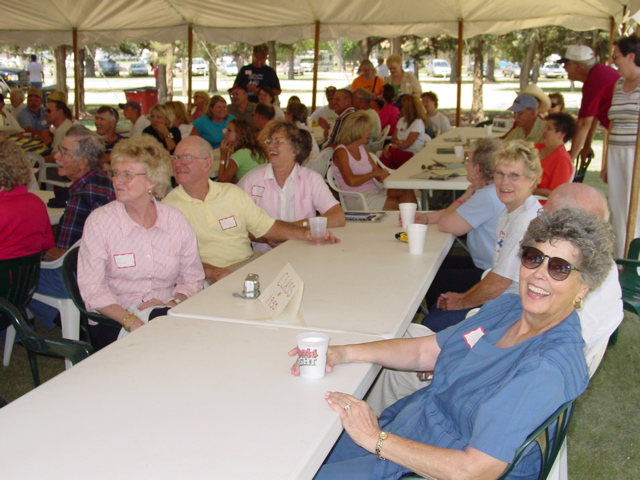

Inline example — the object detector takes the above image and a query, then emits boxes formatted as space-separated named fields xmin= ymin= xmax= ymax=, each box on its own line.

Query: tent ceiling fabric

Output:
xmin=1 ymin=0 xmax=639 ymax=47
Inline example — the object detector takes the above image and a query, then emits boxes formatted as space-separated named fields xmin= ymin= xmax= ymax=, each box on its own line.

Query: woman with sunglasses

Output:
xmin=78 ymin=136 xmax=204 ymax=349
xmin=424 ymin=140 xmax=543 ymax=332
xmin=297 ymin=207 xmax=614 ymax=480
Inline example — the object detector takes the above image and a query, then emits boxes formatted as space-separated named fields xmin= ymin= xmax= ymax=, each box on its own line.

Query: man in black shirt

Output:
xmin=234 ymin=44 xmax=281 ymax=103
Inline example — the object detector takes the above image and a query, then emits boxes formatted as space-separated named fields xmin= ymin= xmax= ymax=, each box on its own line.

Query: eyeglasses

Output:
xmin=171 ymin=155 xmax=207 ymax=164
xmin=520 ymin=246 xmax=580 ymax=281
xmin=108 ymin=170 xmax=147 ymax=183
xmin=264 ymin=138 xmax=288 ymax=147
xmin=58 ymin=147 xmax=74 ymax=158
xmin=550 ymin=102 xmax=561 ymax=108
xmin=494 ymin=170 xmax=523 ymax=182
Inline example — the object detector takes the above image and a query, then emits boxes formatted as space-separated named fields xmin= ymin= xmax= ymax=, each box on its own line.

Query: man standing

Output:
xmin=560 ymin=45 xmax=619 ymax=160
xmin=95 ymin=105 xmax=123 ymax=163
xmin=44 ymin=100 xmax=73 ymax=160
xmin=16 ymin=87 xmax=47 ymax=134
xmin=503 ymin=94 xmax=546 ymax=143
xmin=377 ymin=57 xmax=389 ymax=78
xmin=234 ymin=44 xmax=281 ymax=103
xmin=118 ymin=100 xmax=150 ymax=137
xmin=227 ymin=85 xmax=256 ymax=124
xmin=28 ymin=125 xmax=115 ymax=330
xmin=164 ymin=137 xmax=338 ymax=283
xmin=323 ymin=89 xmax=356 ymax=148
xmin=26 ymin=54 xmax=45 ymax=88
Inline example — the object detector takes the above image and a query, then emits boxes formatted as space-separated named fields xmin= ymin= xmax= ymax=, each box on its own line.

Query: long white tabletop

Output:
xmin=0 ymin=316 xmax=383 ymax=480
xmin=33 ymin=189 xmax=65 ymax=225
xmin=171 ymin=215 xmax=454 ymax=339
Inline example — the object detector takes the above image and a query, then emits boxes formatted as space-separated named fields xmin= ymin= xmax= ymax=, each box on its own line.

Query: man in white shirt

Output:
xmin=43 ymin=100 xmax=73 ymax=161
xmin=26 ymin=54 xmax=45 ymax=88
xmin=377 ymin=57 xmax=389 ymax=78
xmin=118 ymin=100 xmax=150 ymax=137
xmin=309 ymin=86 xmax=338 ymax=126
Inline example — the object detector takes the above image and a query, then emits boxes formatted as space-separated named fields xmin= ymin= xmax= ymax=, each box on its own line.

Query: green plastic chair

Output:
xmin=612 ymin=237 xmax=640 ymax=345
xmin=0 ymin=253 xmax=93 ymax=386
xmin=497 ymin=399 xmax=575 ymax=480
xmin=61 ymin=246 xmax=121 ymax=348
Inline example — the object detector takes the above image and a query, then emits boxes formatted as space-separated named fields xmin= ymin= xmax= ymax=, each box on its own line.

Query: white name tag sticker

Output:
xmin=463 ymin=326 xmax=486 ymax=349
xmin=114 ymin=253 xmax=136 ymax=268
xmin=245 ymin=70 xmax=252 ymax=76
xmin=251 ymin=185 xmax=265 ymax=197
xmin=219 ymin=215 xmax=238 ymax=230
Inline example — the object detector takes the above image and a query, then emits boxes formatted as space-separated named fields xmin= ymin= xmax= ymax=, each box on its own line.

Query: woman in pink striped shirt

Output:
xmin=78 ymin=136 xmax=204 ymax=349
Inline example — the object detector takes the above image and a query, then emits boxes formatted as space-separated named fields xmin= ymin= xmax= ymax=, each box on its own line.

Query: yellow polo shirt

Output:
xmin=163 ymin=180 xmax=275 ymax=268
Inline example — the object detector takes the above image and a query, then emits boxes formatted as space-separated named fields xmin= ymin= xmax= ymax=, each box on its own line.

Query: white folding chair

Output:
xmin=326 ymin=164 xmax=371 ymax=211
xmin=26 ymin=151 xmax=44 ymax=175
xmin=366 ymin=124 xmax=391 ymax=153
xmin=5 ymin=241 xmax=83 ymax=370
xmin=302 ymin=146 xmax=334 ymax=178
xmin=38 ymin=163 xmax=72 ymax=190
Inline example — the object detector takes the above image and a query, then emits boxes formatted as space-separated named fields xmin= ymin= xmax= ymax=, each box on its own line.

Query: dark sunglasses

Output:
xmin=550 ymin=102 xmax=561 ymax=108
xmin=520 ymin=246 xmax=580 ymax=281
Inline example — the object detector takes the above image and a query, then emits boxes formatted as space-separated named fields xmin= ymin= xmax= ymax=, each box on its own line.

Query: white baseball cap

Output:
xmin=560 ymin=45 xmax=595 ymax=64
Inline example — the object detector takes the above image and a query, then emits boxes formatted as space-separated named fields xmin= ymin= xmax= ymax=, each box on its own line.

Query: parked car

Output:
xmin=502 ymin=62 xmax=521 ymax=78
xmin=282 ymin=61 xmax=305 ymax=76
xmin=0 ymin=66 xmax=28 ymax=95
xmin=466 ymin=63 xmax=488 ymax=76
xmin=99 ymin=59 xmax=120 ymax=76
xmin=299 ymin=58 xmax=333 ymax=72
xmin=191 ymin=58 xmax=208 ymax=76
xmin=128 ymin=62 xmax=149 ymax=77
xmin=540 ymin=62 xmax=566 ymax=78
xmin=219 ymin=62 xmax=238 ymax=76
xmin=425 ymin=59 xmax=451 ymax=78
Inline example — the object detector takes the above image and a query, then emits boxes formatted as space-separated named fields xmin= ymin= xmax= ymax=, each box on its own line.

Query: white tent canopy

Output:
xmin=1 ymin=0 xmax=639 ymax=47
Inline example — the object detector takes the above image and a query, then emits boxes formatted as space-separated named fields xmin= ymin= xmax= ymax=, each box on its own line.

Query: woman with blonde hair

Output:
xmin=384 ymin=54 xmax=422 ymax=98
xmin=351 ymin=59 xmax=384 ymax=111
xmin=218 ymin=118 xmax=268 ymax=183
xmin=332 ymin=111 xmax=416 ymax=210
xmin=142 ymin=103 xmax=182 ymax=153
xmin=380 ymin=94 xmax=429 ymax=169
xmin=189 ymin=91 xmax=210 ymax=120
xmin=165 ymin=100 xmax=199 ymax=138
xmin=78 ymin=136 xmax=204 ymax=349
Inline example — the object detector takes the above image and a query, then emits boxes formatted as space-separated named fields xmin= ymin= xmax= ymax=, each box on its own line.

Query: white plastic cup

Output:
xmin=309 ymin=216 xmax=328 ymax=245
xmin=454 ymin=145 xmax=464 ymax=160
xmin=399 ymin=203 xmax=418 ymax=229
xmin=459 ymin=132 xmax=467 ymax=144
xmin=407 ymin=224 xmax=428 ymax=254
xmin=296 ymin=332 xmax=330 ymax=380
xmin=486 ymin=125 xmax=493 ymax=136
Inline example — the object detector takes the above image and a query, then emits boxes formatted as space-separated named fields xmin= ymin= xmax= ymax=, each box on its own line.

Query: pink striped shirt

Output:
xmin=78 ymin=200 xmax=204 ymax=312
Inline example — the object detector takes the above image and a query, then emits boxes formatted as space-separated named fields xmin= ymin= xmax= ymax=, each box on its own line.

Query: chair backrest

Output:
xmin=62 ymin=246 xmax=120 ymax=328
xmin=303 ymin=146 xmax=334 ymax=178
xmin=26 ymin=152 xmax=44 ymax=174
xmin=572 ymin=153 xmax=593 ymax=184
xmin=38 ymin=163 xmax=72 ymax=190
xmin=325 ymin=164 xmax=370 ymax=211
xmin=497 ymin=400 xmax=575 ymax=480
xmin=616 ymin=237 xmax=640 ymax=315
xmin=0 ymin=252 xmax=42 ymax=327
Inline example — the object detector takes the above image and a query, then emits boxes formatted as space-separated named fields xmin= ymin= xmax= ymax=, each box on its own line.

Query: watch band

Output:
xmin=375 ymin=431 xmax=388 ymax=460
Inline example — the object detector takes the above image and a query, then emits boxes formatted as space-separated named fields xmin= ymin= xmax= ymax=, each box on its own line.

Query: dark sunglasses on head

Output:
xmin=520 ymin=246 xmax=580 ymax=281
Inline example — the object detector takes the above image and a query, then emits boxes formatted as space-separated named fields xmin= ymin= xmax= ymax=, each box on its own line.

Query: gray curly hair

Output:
xmin=521 ymin=208 xmax=614 ymax=290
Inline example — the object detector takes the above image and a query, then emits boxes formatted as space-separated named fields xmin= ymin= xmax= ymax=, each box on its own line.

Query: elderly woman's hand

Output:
xmin=325 ymin=392 xmax=380 ymax=453
xmin=289 ymin=345 xmax=346 ymax=376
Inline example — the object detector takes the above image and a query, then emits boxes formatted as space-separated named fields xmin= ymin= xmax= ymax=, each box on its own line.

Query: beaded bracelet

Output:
xmin=122 ymin=313 xmax=137 ymax=332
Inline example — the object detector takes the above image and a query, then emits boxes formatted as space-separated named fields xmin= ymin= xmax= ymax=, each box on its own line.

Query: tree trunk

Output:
xmin=520 ymin=35 xmax=538 ymax=90
xmin=448 ymin=51 xmax=459 ymax=84
xmin=287 ymin=49 xmax=295 ymax=80
xmin=84 ymin=46 xmax=96 ymax=78
xmin=470 ymin=39 xmax=484 ymax=124
xmin=157 ymin=64 xmax=167 ymax=102
xmin=165 ymin=48 xmax=175 ymax=101
xmin=54 ymin=45 xmax=67 ymax=92
xmin=358 ymin=39 xmax=368 ymax=62
xmin=209 ymin=62 xmax=217 ymax=93
xmin=391 ymin=37 xmax=403 ymax=57
xmin=486 ymin=57 xmax=496 ymax=83
xmin=268 ymin=41 xmax=277 ymax=68
xmin=335 ymin=39 xmax=345 ymax=72
xmin=77 ymin=49 xmax=86 ymax=115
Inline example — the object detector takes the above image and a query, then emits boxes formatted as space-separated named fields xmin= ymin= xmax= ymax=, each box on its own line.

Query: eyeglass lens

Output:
xmin=520 ymin=246 xmax=578 ymax=281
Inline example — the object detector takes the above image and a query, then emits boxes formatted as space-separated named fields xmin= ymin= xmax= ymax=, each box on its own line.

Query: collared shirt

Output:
xmin=328 ymin=107 xmax=356 ymax=145
xmin=56 ymin=169 xmax=115 ymax=249
xmin=240 ymin=163 xmax=338 ymax=223
xmin=16 ymin=106 xmax=47 ymax=131
xmin=163 ymin=180 xmax=275 ymax=268
xmin=78 ymin=200 xmax=204 ymax=312
xmin=227 ymin=102 xmax=256 ymax=125
xmin=580 ymin=63 xmax=619 ymax=128
xmin=504 ymin=116 xmax=546 ymax=143
xmin=105 ymin=133 xmax=124 ymax=154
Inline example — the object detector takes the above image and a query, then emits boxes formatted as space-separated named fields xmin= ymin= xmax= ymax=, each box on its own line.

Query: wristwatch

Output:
xmin=169 ymin=297 xmax=182 ymax=305
xmin=375 ymin=431 xmax=389 ymax=460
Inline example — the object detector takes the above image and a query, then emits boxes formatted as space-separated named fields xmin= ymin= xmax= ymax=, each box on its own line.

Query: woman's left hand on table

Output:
xmin=437 ymin=291 xmax=466 ymax=311
xmin=325 ymin=391 xmax=380 ymax=452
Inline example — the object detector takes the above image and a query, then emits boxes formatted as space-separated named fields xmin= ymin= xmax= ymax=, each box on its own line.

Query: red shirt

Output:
xmin=0 ymin=186 xmax=54 ymax=260
xmin=579 ymin=63 xmax=619 ymax=129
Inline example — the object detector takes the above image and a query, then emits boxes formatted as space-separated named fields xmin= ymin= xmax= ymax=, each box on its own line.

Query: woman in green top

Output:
xmin=218 ymin=119 xmax=267 ymax=183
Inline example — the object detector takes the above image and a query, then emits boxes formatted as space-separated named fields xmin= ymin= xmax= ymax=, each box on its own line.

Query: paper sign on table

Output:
xmin=259 ymin=263 xmax=305 ymax=324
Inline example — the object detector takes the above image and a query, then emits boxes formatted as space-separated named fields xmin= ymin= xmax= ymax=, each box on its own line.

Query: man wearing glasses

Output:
xmin=164 ymin=136 xmax=338 ymax=283
xmin=28 ymin=125 xmax=115 ymax=331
